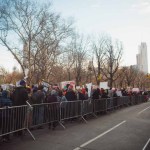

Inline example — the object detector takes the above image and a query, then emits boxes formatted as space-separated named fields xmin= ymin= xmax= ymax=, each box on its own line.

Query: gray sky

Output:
xmin=0 ymin=0 xmax=150 ymax=72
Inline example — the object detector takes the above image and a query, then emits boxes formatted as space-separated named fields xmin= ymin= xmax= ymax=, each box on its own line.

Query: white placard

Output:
xmin=132 ymin=88 xmax=140 ymax=92
xmin=16 ymin=80 xmax=21 ymax=87
xmin=76 ymin=86 xmax=81 ymax=90
xmin=116 ymin=91 xmax=122 ymax=97
xmin=99 ymin=82 xmax=109 ymax=89
xmin=86 ymin=83 xmax=92 ymax=97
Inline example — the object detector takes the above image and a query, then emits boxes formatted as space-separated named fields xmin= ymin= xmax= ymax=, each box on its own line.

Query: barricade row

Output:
xmin=0 ymin=105 xmax=28 ymax=136
xmin=0 ymin=95 xmax=147 ymax=140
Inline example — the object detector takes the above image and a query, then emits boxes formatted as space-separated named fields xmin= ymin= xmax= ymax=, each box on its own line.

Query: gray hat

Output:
xmin=51 ymin=90 xmax=57 ymax=95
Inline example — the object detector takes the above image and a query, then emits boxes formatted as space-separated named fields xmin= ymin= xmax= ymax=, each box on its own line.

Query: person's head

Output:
xmin=77 ymin=88 xmax=82 ymax=93
xmin=51 ymin=90 xmax=57 ymax=96
xmin=20 ymin=80 xmax=26 ymax=87
xmin=68 ymin=85 xmax=73 ymax=91
xmin=38 ymin=85 xmax=44 ymax=91
xmin=33 ymin=87 xmax=38 ymax=93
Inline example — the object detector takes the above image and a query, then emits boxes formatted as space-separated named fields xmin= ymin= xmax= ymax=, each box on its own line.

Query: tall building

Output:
xmin=136 ymin=42 xmax=148 ymax=74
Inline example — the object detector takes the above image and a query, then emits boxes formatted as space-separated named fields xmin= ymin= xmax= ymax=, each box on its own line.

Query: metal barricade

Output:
xmin=135 ymin=95 xmax=138 ymax=104
xmin=117 ymin=97 xmax=123 ymax=107
xmin=130 ymin=96 xmax=136 ymax=105
xmin=120 ymin=96 xmax=129 ymax=106
xmin=122 ymin=96 xmax=130 ymax=106
xmin=0 ymin=105 xmax=35 ymax=140
xmin=113 ymin=97 xmax=118 ymax=109
xmin=139 ymin=95 xmax=143 ymax=103
xmin=31 ymin=103 xmax=61 ymax=128
xmin=119 ymin=97 xmax=124 ymax=107
xmin=107 ymin=98 xmax=114 ymax=111
xmin=82 ymin=99 xmax=95 ymax=117
xmin=93 ymin=98 xmax=107 ymax=114
xmin=60 ymin=100 xmax=86 ymax=123
xmin=136 ymin=95 xmax=140 ymax=104
xmin=142 ymin=95 xmax=148 ymax=102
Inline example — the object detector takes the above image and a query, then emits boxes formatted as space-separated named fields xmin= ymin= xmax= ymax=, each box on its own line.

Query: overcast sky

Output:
xmin=0 ymin=0 xmax=150 ymax=72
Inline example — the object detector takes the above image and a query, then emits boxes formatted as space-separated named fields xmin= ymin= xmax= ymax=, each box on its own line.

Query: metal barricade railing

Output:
xmin=60 ymin=100 xmax=86 ymax=123
xmin=142 ymin=95 xmax=148 ymax=102
xmin=136 ymin=95 xmax=140 ymax=104
xmin=93 ymin=98 xmax=107 ymax=114
xmin=116 ymin=97 xmax=122 ymax=107
xmin=135 ymin=95 xmax=140 ymax=104
xmin=122 ymin=96 xmax=130 ymax=106
xmin=0 ymin=95 xmax=147 ymax=141
xmin=107 ymin=98 xmax=114 ymax=111
xmin=0 ymin=105 xmax=27 ymax=137
xmin=130 ymin=96 xmax=136 ymax=105
xmin=115 ymin=96 xmax=130 ymax=108
xmin=0 ymin=104 xmax=35 ymax=140
xmin=82 ymin=99 xmax=95 ymax=117
xmin=139 ymin=95 xmax=144 ymax=103
xmin=113 ymin=97 xmax=118 ymax=109
xmin=31 ymin=103 xmax=61 ymax=128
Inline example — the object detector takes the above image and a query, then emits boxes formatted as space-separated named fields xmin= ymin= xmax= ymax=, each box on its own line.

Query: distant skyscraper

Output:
xmin=136 ymin=42 xmax=148 ymax=74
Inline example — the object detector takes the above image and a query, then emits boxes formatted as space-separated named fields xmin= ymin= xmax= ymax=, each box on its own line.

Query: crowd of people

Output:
xmin=0 ymin=79 xmax=149 ymax=142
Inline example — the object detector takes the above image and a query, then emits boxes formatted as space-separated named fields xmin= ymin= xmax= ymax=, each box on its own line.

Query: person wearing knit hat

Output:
xmin=11 ymin=79 xmax=28 ymax=136
xmin=20 ymin=80 xmax=26 ymax=86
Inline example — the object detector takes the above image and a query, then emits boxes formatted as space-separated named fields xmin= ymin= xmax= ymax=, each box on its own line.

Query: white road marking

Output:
xmin=142 ymin=138 xmax=150 ymax=150
xmin=73 ymin=120 xmax=126 ymax=150
xmin=138 ymin=106 xmax=150 ymax=115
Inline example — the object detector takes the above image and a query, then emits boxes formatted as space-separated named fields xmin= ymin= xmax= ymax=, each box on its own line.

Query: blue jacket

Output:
xmin=0 ymin=90 xmax=12 ymax=107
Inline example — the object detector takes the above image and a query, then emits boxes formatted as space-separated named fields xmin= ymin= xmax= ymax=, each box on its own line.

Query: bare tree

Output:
xmin=122 ymin=66 xmax=138 ymax=87
xmin=73 ymin=36 xmax=89 ymax=85
xmin=135 ymin=72 xmax=148 ymax=89
xmin=114 ymin=68 xmax=126 ymax=88
xmin=62 ymin=45 xmax=76 ymax=81
xmin=0 ymin=67 xmax=8 ymax=83
xmin=92 ymin=35 xmax=108 ymax=85
xmin=0 ymin=0 xmax=73 ymax=85
xmin=101 ymin=38 xmax=123 ymax=88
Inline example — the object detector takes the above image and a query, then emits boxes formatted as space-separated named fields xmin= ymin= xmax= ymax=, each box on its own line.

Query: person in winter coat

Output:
xmin=11 ymin=80 xmax=28 ymax=136
xmin=12 ymin=80 xmax=28 ymax=106
xmin=47 ymin=90 xmax=59 ymax=130
xmin=31 ymin=85 xmax=45 ymax=128
xmin=92 ymin=88 xmax=100 ymax=99
xmin=77 ymin=89 xmax=85 ymax=100
xmin=65 ymin=85 xmax=77 ymax=101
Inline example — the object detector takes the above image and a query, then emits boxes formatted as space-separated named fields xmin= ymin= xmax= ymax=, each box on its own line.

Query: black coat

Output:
xmin=12 ymin=87 xmax=28 ymax=106
xmin=31 ymin=90 xmax=45 ymax=104
xmin=78 ymin=92 xmax=85 ymax=100
xmin=65 ymin=91 xmax=77 ymax=101
xmin=92 ymin=89 xmax=100 ymax=99
xmin=47 ymin=95 xmax=58 ymax=103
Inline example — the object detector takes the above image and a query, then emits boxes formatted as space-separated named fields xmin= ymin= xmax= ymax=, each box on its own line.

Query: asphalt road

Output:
xmin=1 ymin=101 xmax=150 ymax=150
